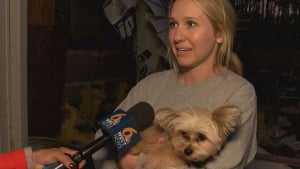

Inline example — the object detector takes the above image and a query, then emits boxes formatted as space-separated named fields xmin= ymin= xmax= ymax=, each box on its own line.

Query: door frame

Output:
xmin=0 ymin=0 xmax=28 ymax=152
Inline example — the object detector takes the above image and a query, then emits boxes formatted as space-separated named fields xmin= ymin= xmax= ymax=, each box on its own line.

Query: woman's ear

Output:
xmin=214 ymin=30 xmax=223 ymax=43
xmin=216 ymin=34 xmax=223 ymax=43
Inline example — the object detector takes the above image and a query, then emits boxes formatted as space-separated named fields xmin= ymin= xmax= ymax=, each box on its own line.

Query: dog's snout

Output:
xmin=184 ymin=148 xmax=193 ymax=156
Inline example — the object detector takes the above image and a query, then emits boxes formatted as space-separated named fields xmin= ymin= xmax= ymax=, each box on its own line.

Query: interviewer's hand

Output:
xmin=32 ymin=147 xmax=86 ymax=169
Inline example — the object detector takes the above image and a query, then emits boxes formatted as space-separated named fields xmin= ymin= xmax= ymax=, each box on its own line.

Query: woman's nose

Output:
xmin=173 ymin=27 xmax=185 ymax=43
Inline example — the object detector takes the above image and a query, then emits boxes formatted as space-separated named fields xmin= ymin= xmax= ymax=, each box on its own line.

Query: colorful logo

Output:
xmin=113 ymin=127 xmax=138 ymax=150
xmin=122 ymin=127 xmax=138 ymax=141
xmin=110 ymin=113 xmax=126 ymax=123
xmin=100 ymin=112 xmax=127 ymax=129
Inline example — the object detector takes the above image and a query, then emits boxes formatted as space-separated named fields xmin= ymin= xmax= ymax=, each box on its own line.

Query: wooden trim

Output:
xmin=0 ymin=0 xmax=28 ymax=152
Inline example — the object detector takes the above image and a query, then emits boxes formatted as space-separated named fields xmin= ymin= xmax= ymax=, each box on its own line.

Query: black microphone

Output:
xmin=43 ymin=102 xmax=155 ymax=169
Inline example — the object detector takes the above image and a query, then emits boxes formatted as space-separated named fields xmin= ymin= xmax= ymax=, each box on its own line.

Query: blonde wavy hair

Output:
xmin=168 ymin=0 xmax=243 ymax=75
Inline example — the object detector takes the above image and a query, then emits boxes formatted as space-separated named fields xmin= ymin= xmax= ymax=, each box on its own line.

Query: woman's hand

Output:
xmin=118 ymin=153 xmax=138 ymax=169
xmin=32 ymin=147 xmax=86 ymax=169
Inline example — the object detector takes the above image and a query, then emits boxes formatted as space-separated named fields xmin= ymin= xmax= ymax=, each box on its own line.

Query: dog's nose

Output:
xmin=184 ymin=148 xmax=193 ymax=156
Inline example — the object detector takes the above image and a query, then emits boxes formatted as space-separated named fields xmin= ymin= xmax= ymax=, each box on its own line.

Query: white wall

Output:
xmin=0 ymin=0 xmax=28 ymax=152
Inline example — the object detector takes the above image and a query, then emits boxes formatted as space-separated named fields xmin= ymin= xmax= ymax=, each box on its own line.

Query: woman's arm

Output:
xmin=205 ymin=83 xmax=257 ymax=169
xmin=0 ymin=148 xmax=28 ymax=169
xmin=0 ymin=147 xmax=85 ymax=169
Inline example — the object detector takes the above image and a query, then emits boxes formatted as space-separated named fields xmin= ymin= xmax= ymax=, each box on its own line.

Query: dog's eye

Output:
xmin=180 ymin=131 xmax=189 ymax=139
xmin=197 ymin=133 xmax=206 ymax=142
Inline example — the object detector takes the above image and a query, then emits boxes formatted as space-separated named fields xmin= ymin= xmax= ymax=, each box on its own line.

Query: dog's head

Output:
xmin=154 ymin=105 xmax=241 ymax=162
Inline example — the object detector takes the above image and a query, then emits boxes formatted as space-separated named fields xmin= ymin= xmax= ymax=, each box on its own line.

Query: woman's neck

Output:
xmin=177 ymin=65 xmax=219 ymax=84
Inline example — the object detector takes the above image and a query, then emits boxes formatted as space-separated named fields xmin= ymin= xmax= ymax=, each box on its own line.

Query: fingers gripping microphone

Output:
xmin=43 ymin=102 xmax=154 ymax=169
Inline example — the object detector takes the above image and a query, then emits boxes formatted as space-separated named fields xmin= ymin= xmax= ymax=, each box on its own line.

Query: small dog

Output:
xmin=128 ymin=105 xmax=241 ymax=169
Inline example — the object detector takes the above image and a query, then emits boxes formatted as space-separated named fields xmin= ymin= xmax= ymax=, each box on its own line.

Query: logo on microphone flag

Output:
xmin=98 ymin=109 xmax=140 ymax=154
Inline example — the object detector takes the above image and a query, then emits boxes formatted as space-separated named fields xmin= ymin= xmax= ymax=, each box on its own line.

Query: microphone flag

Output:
xmin=98 ymin=109 xmax=140 ymax=154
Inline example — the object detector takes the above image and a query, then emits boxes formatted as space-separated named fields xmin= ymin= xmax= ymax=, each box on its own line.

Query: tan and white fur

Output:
xmin=128 ymin=105 xmax=241 ymax=169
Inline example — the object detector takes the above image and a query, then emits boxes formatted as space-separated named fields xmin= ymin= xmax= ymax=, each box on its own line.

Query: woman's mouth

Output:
xmin=176 ymin=48 xmax=192 ymax=56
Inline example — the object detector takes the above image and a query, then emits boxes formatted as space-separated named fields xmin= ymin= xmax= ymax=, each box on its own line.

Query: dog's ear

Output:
xmin=154 ymin=108 xmax=180 ymax=133
xmin=212 ymin=105 xmax=241 ymax=139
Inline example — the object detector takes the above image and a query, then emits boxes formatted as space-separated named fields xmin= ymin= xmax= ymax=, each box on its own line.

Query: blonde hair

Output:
xmin=168 ymin=0 xmax=243 ymax=75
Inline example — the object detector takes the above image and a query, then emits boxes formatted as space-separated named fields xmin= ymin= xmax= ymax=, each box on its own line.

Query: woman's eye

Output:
xmin=187 ymin=21 xmax=196 ymax=27
xmin=169 ymin=21 xmax=177 ymax=28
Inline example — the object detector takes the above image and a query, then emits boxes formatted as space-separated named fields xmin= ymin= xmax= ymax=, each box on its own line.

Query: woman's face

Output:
xmin=168 ymin=0 xmax=223 ymax=71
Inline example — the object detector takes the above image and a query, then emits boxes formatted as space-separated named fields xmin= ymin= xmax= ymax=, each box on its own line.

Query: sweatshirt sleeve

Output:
xmin=0 ymin=148 xmax=28 ymax=169
xmin=205 ymin=83 xmax=258 ymax=169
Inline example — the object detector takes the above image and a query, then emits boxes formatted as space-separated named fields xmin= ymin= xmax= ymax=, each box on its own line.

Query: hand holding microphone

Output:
xmin=32 ymin=147 xmax=84 ymax=169
xmin=43 ymin=102 xmax=155 ymax=169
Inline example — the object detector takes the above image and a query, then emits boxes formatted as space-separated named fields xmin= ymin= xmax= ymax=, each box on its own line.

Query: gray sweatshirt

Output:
xmin=93 ymin=68 xmax=257 ymax=169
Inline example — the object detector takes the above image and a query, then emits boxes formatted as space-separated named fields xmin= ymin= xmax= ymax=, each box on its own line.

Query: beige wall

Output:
xmin=0 ymin=0 xmax=28 ymax=152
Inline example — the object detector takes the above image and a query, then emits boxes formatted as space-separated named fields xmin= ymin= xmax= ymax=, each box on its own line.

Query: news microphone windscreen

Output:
xmin=126 ymin=102 xmax=155 ymax=130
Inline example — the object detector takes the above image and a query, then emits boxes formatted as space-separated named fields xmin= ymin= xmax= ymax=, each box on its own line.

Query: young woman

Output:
xmin=94 ymin=0 xmax=257 ymax=168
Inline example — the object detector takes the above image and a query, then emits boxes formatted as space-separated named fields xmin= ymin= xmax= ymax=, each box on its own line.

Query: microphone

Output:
xmin=43 ymin=102 xmax=154 ymax=169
